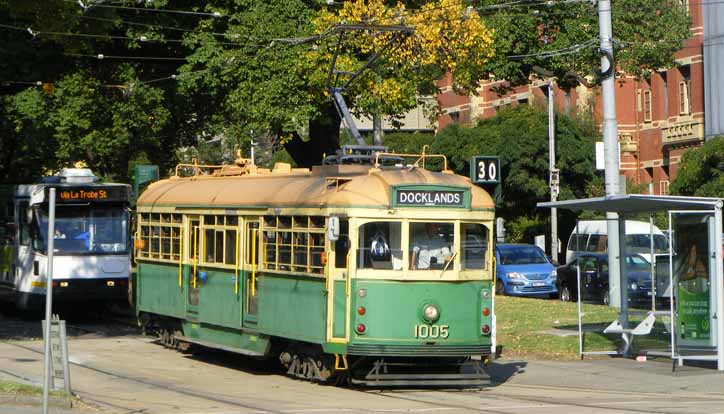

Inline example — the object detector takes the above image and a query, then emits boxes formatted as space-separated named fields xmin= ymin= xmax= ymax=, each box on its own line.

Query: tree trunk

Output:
xmin=283 ymin=101 xmax=341 ymax=168
xmin=373 ymin=112 xmax=384 ymax=146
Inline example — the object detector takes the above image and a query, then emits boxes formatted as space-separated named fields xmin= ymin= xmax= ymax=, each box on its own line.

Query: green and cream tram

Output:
xmin=135 ymin=152 xmax=495 ymax=385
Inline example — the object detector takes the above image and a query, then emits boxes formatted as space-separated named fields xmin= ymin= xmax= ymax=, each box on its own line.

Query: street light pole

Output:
xmin=548 ymin=82 xmax=559 ymax=263
xmin=598 ymin=0 xmax=623 ymax=310
xmin=42 ymin=188 xmax=56 ymax=414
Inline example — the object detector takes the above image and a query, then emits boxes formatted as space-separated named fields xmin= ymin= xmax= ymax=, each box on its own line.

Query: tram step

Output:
xmin=175 ymin=335 xmax=266 ymax=357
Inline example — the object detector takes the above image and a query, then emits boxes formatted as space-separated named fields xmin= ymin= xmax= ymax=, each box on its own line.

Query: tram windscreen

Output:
xmin=37 ymin=206 xmax=128 ymax=254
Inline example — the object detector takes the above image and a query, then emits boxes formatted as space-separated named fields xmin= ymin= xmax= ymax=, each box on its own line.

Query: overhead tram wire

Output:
xmin=356 ymin=0 xmax=595 ymax=25
xmin=0 ymin=22 xmax=325 ymax=49
xmin=68 ymin=0 xmax=224 ymax=18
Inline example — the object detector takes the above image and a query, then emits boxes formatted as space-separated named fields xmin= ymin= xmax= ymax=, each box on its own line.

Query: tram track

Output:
xmin=2 ymin=340 xmax=286 ymax=414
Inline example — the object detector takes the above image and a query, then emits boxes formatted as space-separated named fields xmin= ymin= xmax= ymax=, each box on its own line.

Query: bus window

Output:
xmin=18 ymin=202 xmax=30 ymax=246
xmin=358 ymin=222 xmax=402 ymax=270
xmin=409 ymin=222 xmax=454 ymax=270
xmin=462 ymin=223 xmax=487 ymax=270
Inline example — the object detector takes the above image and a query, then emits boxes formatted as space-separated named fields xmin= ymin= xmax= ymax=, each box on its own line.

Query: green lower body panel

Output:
xmin=181 ymin=322 xmax=270 ymax=356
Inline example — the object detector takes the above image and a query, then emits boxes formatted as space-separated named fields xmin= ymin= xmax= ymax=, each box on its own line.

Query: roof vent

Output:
xmin=57 ymin=168 xmax=99 ymax=184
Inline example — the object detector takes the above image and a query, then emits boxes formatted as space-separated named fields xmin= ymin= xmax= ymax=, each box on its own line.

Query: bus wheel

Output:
xmin=495 ymin=280 xmax=505 ymax=296
xmin=560 ymin=285 xmax=572 ymax=302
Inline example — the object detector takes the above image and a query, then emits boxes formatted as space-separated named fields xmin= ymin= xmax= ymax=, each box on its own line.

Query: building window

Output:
xmin=643 ymin=90 xmax=652 ymax=122
xmin=636 ymin=90 xmax=642 ymax=112
xmin=660 ymin=180 xmax=670 ymax=195
xmin=679 ymin=66 xmax=691 ymax=115
xmin=678 ymin=0 xmax=689 ymax=14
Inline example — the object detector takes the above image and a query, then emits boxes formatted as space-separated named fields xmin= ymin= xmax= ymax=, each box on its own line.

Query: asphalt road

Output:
xmin=2 ymin=309 xmax=724 ymax=414
xmin=2 ymin=334 xmax=724 ymax=414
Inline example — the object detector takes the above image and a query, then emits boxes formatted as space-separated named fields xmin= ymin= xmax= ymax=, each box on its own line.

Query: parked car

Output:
xmin=556 ymin=253 xmax=653 ymax=306
xmin=495 ymin=244 xmax=557 ymax=298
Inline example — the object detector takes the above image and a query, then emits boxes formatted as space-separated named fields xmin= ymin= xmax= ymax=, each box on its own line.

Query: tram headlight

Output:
xmin=422 ymin=304 xmax=440 ymax=323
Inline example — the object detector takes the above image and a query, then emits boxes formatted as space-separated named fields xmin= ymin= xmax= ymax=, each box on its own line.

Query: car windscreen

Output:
xmin=498 ymin=245 xmax=548 ymax=265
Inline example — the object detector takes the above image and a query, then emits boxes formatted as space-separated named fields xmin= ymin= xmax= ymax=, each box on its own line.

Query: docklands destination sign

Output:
xmin=395 ymin=189 xmax=466 ymax=207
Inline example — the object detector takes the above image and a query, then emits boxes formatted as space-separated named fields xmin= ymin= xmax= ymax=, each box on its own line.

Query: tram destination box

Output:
xmin=391 ymin=185 xmax=470 ymax=208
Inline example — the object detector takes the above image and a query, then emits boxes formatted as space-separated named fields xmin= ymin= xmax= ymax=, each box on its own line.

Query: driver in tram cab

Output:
xmin=410 ymin=222 xmax=452 ymax=270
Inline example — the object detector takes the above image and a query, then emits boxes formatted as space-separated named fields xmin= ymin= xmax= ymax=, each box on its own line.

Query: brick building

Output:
xmin=437 ymin=2 xmax=704 ymax=195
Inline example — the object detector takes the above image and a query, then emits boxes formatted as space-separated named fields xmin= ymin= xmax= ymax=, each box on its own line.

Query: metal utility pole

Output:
xmin=548 ymin=82 xmax=559 ymax=264
xmin=42 ymin=188 xmax=56 ymax=414
xmin=598 ymin=0 xmax=623 ymax=309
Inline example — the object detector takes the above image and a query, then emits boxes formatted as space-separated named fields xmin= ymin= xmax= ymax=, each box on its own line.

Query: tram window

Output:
xmin=199 ymin=215 xmax=239 ymax=266
xmin=261 ymin=215 xmax=325 ymax=274
xmin=334 ymin=219 xmax=350 ymax=269
xmin=462 ymin=223 xmax=488 ymax=270
xmin=409 ymin=222 xmax=454 ymax=270
xmin=358 ymin=222 xmax=402 ymax=270
xmin=170 ymin=227 xmax=181 ymax=261
xmin=246 ymin=220 xmax=260 ymax=266
xmin=224 ymin=229 xmax=237 ymax=265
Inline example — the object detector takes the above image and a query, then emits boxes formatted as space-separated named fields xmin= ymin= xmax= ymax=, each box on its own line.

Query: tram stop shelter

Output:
xmin=538 ymin=194 xmax=724 ymax=371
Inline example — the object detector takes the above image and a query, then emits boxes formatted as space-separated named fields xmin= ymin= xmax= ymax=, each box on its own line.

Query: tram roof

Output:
xmin=137 ymin=165 xmax=495 ymax=211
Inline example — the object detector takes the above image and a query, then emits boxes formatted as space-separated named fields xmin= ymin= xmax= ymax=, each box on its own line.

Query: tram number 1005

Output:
xmin=413 ymin=324 xmax=449 ymax=339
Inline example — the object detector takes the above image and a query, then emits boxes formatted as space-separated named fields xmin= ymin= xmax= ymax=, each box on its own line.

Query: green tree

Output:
xmin=481 ymin=0 xmax=690 ymax=89
xmin=431 ymin=105 xmax=602 ymax=243
xmin=670 ymin=137 xmax=724 ymax=197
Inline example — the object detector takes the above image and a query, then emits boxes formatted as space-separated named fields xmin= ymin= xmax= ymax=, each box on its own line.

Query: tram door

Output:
xmin=244 ymin=219 xmax=260 ymax=322
xmin=327 ymin=218 xmax=350 ymax=342
xmin=186 ymin=217 xmax=201 ymax=315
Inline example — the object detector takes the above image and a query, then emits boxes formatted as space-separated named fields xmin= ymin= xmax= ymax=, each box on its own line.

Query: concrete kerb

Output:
xmin=0 ymin=392 xmax=73 ymax=409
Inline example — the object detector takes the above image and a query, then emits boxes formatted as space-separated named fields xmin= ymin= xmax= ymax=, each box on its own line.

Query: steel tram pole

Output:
xmin=42 ymin=188 xmax=56 ymax=414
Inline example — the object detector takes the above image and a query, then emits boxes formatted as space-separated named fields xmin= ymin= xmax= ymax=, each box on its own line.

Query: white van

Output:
xmin=565 ymin=220 xmax=668 ymax=264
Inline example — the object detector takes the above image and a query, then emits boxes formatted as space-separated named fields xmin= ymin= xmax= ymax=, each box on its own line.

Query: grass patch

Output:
xmin=495 ymin=296 xmax=671 ymax=359
xmin=0 ymin=380 xmax=69 ymax=398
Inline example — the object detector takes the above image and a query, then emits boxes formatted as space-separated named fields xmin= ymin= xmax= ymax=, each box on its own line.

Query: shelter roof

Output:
xmin=538 ymin=194 xmax=723 ymax=214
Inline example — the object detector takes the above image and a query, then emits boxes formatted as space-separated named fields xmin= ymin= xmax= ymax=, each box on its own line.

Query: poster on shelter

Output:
xmin=673 ymin=213 xmax=714 ymax=347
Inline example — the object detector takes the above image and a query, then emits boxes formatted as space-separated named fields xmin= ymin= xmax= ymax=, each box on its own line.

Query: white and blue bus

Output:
xmin=0 ymin=169 xmax=131 ymax=311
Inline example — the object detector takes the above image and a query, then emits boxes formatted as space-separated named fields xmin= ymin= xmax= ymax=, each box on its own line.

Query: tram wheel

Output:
xmin=495 ymin=280 xmax=505 ymax=296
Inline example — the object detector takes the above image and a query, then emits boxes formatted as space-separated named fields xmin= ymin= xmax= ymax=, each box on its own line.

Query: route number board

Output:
xmin=470 ymin=156 xmax=500 ymax=184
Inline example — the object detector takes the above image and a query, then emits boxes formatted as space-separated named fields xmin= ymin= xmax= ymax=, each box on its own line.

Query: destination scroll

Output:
xmin=393 ymin=188 xmax=467 ymax=208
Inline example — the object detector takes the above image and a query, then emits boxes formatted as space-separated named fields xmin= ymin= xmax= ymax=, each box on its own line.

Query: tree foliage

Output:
xmin=0 ymin=0 xmax=692 ymax=181
xmin=431 ymin=105 xmax=602 ymax=244
xmin=480 ymin=0 xmax=690 ymax=89
xmin=670 ymin=137 xmax=724 ymax=197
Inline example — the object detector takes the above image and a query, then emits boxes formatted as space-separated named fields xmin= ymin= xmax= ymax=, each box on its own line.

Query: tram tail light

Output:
xmin=482 ymin=307 xmax=490 ymax=317
xmin=481 ymin=325 xmax=491 ymax=335
xmin=134 ymin=239 xmax=146 ymax=249
xmin=357 ymin=306 xmax=366 ymax=316
xmin=355 ymin=324 xmax=366 ymax=334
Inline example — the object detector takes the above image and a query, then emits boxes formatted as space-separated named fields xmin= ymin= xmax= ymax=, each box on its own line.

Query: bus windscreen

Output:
xmin=37 ymin=206 xmax=128 ymax=254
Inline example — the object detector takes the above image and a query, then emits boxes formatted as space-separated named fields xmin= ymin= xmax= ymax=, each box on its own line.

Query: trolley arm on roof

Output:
xmin=325 ymin=25 xmax=413 ymax=146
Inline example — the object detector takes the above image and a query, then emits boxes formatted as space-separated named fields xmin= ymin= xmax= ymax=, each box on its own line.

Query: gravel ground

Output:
xmin=0 ymin=302 xmax=140 ymax=341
